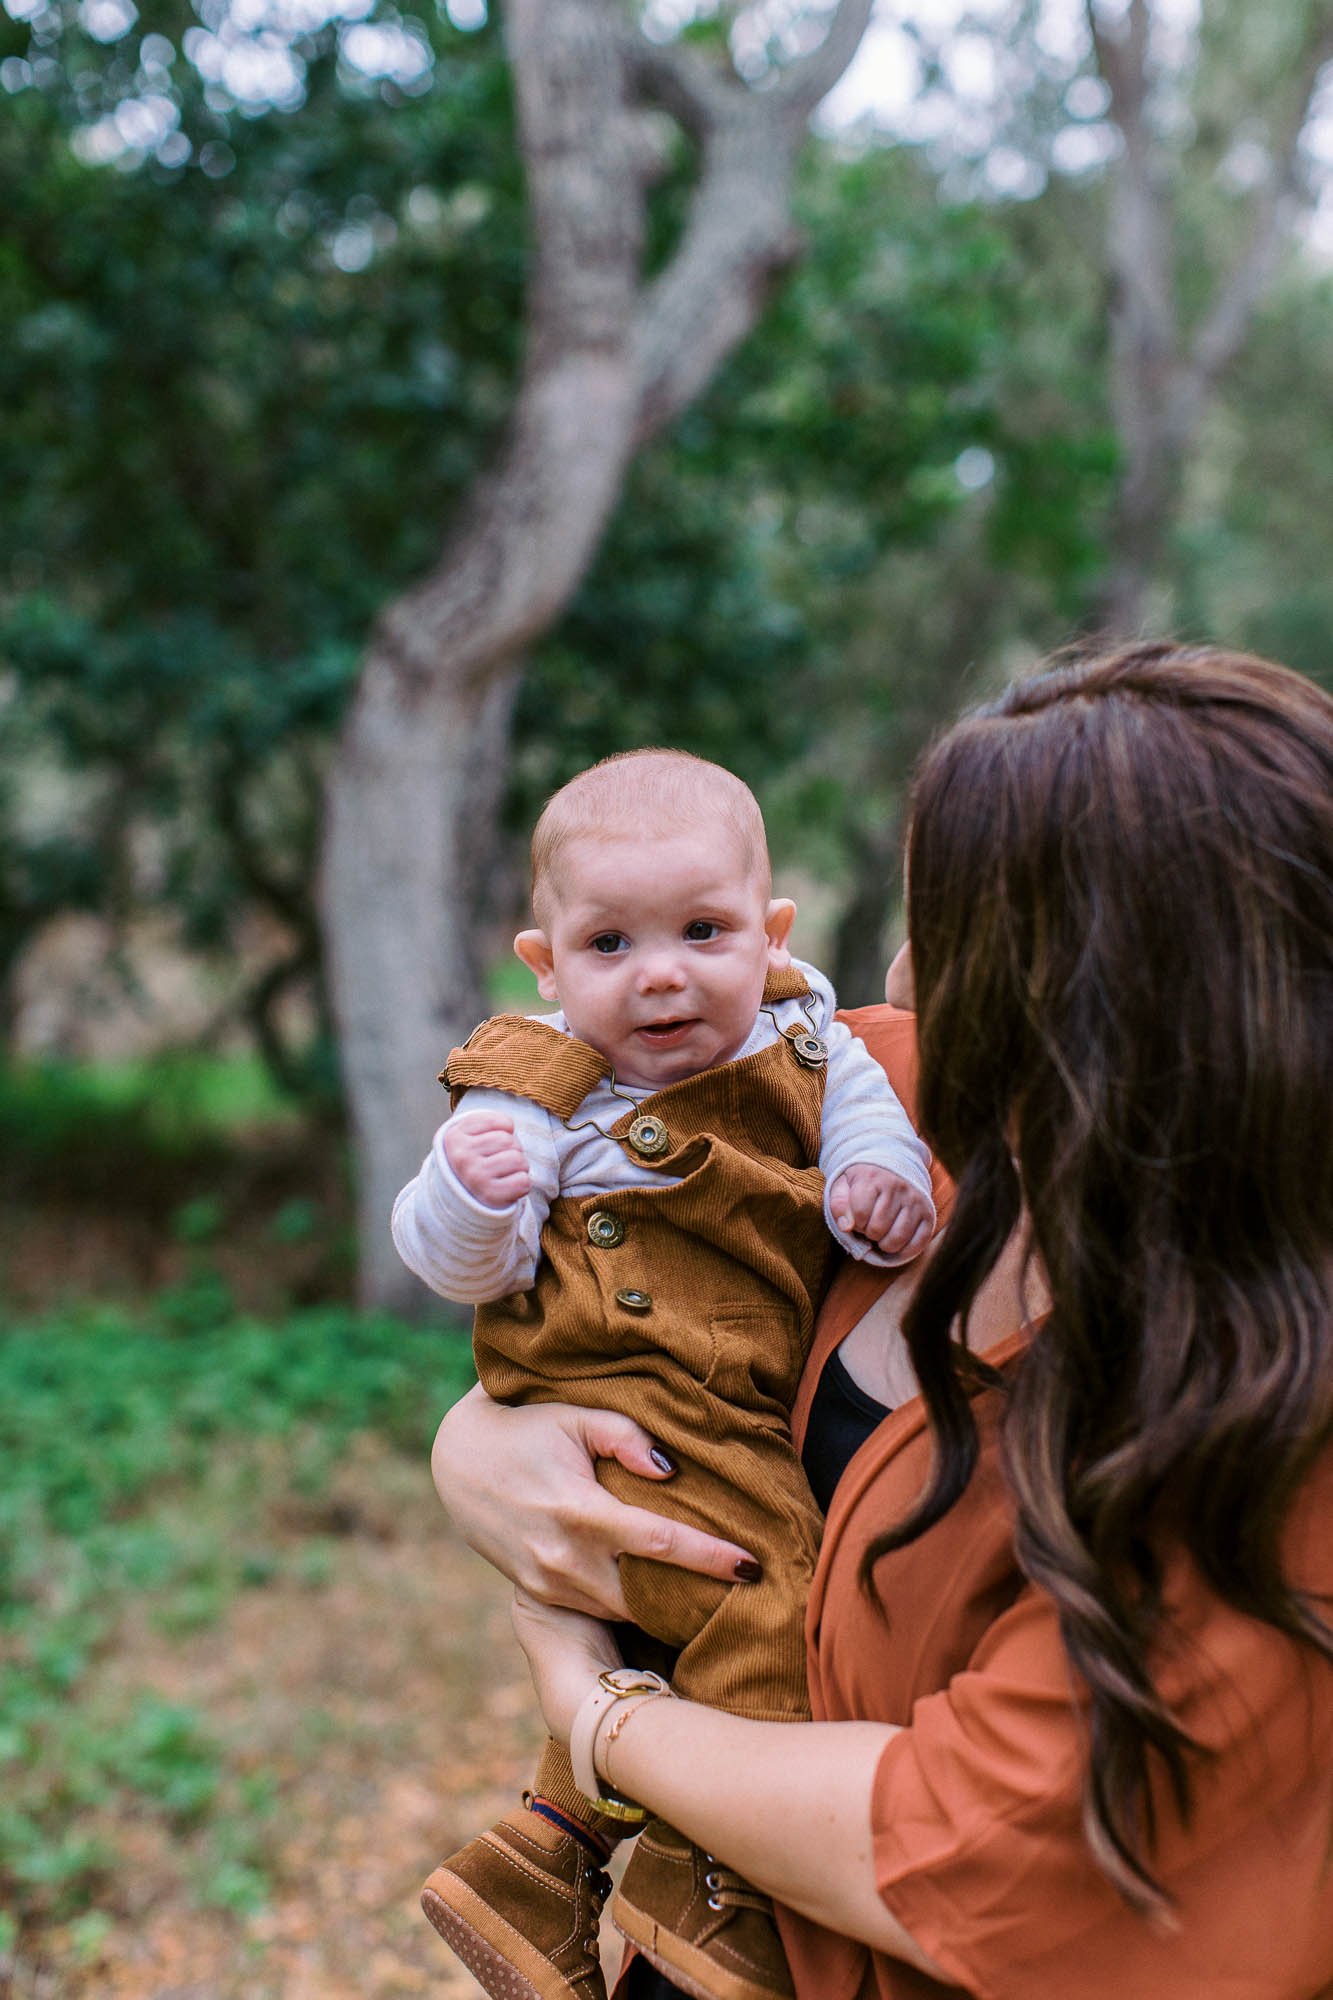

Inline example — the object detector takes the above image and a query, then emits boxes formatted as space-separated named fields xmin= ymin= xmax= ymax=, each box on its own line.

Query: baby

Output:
xmin=392 ymin=750 xmax=934 ymax=2000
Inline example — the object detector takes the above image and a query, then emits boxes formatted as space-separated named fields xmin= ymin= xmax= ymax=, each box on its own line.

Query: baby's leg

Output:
xmin=595 ymin=1377 xmax=821 ymax=1722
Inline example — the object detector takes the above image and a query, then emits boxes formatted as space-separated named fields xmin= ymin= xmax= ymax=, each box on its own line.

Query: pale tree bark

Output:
xmin=1089 ymin=0 xmax=1333 ymax=635
xmin=321 ymin=0 xmax=874 ymax=1311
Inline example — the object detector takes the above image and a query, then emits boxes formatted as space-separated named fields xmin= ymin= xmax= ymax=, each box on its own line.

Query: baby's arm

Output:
xmin=817 ymin=1016 xmax=936 ymax=1268
xmin=390 ymin=1089 xmax=560 ymax=1303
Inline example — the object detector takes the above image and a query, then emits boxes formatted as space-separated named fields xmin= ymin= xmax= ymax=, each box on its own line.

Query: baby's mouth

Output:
xmin=636 ymin=1018 xmax=695 ymax=1042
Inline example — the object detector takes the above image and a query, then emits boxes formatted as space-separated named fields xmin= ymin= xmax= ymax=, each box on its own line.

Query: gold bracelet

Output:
xmin=598 ymin=1686 xmax=672 ymax=1800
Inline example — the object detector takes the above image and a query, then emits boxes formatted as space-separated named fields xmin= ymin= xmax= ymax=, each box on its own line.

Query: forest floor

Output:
xmin=4 ymin=1428 xmax=628 ymax=2000
xmin=3 ymin=1076 xmax=634 ymax=2000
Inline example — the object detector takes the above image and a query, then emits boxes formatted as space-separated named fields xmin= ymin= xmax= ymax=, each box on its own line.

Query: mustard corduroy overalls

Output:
xmin=444 ymin=968 xmax=834 ymax=1732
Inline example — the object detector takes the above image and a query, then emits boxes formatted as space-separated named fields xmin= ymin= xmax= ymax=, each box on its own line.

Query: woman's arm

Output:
xmin=432 ymin=1386 xmax=763 ymax=1619
xmin=510 ymin=1591 xmax=946 ymax=1979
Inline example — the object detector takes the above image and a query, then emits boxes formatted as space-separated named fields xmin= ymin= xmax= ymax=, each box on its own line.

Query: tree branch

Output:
xmin=1086 ymin=0 xmax=1150 ymax=132
xmin=212 ymin=760 xmax=310 ymax=934
xmin=209 ymin=940 xmax=320 ymax=1100
xmin=628 ymin=0 xmax=873 ymax=444
xmin=630 ymin=98 xmax=803 ymax=444
xmin=367 ymin=0 xmax=643 ymax=692
xmin=1087 ymin=0 xmax=1176 ymax=365
xmin=1168 ymin=5 xmax=1333 ymax=448
xmin=628 ymin=29 xmax=737 ymax=136
xmin=768 ymin=0 xmax=877 ymax=115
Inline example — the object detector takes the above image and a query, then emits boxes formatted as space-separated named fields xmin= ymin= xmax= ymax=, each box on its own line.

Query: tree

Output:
xmin=803 ymin=0 xmax=1333 ymax=996
xmin=320 ymin=0 xmax=877 ymax=1309
xmin=519 ymin=134 xmax=1112 ymax=1010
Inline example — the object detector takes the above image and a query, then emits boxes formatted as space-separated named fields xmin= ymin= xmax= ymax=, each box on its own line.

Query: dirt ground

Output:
xmin=8 ymin=1440 xmax=629 ymax=2000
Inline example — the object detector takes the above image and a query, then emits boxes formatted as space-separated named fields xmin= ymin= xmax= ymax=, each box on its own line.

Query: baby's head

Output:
xmin=515 ymin=750 xmax=796 ymax=1090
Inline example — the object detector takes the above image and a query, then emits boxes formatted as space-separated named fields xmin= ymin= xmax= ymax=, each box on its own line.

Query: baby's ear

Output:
xmin=764 ymin=898 xmax=797 ymax=968
xmin=514 ymin=929 xmax=559 ymax=1001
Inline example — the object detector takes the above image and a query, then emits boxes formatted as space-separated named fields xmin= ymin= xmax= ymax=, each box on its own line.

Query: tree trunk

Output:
xmin=1094 ymin=464 xmax=1177 ymax=636
xmin=323 ymin=659 xmax=526 ymax=1311
xmin=829 ymin=815 xmax=903 ymax=1009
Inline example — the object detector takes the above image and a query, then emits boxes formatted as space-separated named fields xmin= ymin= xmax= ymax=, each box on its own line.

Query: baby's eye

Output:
xmin=683 ymin=921 xmax=721 ymax=942
xmin=589 ymin=933 xmax=628 ymax=955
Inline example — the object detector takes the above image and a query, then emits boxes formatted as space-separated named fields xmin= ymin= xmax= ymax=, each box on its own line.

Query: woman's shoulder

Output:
xmin=835 ymin=1003 xmax=916 ymax=1064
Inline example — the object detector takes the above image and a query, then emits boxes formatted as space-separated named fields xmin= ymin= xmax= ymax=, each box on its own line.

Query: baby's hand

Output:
xmin=444 ymin=1111 xmax=532 ymax=1209
xmin=829 ymin=1164 xmax=934 ymax=1263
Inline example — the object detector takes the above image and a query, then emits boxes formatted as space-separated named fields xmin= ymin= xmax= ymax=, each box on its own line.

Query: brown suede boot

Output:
xmin=421 ymin=1794 xmax=616 ymax=2000
xmin=612 ymin=1819 xmax=794 ymax=2000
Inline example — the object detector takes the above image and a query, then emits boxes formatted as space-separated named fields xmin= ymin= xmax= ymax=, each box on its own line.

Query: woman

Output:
xmin=433 ymin=643 xmax=1333 ymax=1999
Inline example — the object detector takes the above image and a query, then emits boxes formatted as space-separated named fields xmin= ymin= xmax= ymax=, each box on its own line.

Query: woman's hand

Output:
xmin=432 ymin=1386 xmax=761 ymax=1619
xmin=510 ymin=1587 xmax=623 ymax=1743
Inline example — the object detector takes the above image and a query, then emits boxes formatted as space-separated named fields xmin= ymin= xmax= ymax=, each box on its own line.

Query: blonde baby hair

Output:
xmin=530 ymin=750 xmax=771 ymax=925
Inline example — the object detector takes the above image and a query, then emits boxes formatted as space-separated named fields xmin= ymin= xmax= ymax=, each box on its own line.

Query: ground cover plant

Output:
xmin=0 ymin=1053 xmax=358 ymax=1315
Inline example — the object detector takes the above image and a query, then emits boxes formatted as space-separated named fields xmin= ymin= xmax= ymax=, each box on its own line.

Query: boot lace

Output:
xmin=580 ymin=1862 xmax=614 ymax=1964
xmin=704 ymin=1854 xmax=771 ymax=1917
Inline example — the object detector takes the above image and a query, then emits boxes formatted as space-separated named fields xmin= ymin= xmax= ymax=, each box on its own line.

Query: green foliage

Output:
xmin=0 ymin=1299 xmax=474 ymax=1922
xmin=2 ymin=1050 xmax=292 ymax=1147
xmin=1176 ymin=271 xmax=1333 ymax=691
xmin=0 ymin=1052 xmax=297 ymax=1203
xmin=0 ymin=1300 xmax=470 ymax=1534
xmin=1 ymin=2 xmax=522 ymax=1083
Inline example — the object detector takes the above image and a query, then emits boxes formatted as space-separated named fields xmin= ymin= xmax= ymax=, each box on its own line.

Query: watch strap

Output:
xmin=569 ymin=1668 xmax=671 ymax=1814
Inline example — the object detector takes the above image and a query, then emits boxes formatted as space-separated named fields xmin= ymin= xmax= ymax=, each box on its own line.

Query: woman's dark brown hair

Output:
xmin=867 ymin=642 xmax=1333 ymax=1912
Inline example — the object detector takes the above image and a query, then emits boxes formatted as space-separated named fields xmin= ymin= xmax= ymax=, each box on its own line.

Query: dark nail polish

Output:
xmin=649 ymin=1447 xmax=676 ymax=1476
xmin=733 ymin=1557 xmax=762 ymax=1583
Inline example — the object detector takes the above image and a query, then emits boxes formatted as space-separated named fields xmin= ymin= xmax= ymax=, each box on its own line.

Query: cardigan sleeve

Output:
xmin=869 ymin=1534 xmax=1333 ymax=2000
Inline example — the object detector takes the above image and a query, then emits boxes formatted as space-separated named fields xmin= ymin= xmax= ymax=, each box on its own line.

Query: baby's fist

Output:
xmin=444 ymin=1110 xmax=531 ymax=1209
xmin=830 ymin=1164 xmax=933 ymax=1263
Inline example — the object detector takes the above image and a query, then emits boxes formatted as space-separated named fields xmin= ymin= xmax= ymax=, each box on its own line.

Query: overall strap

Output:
xmin=439 ymin=1014 xmax=610 ymax=1119
xmin=762 ymin=965 xmax=811 ymax=1004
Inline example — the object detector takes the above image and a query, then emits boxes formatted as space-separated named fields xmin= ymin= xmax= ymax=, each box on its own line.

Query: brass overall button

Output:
xmin=626 ymin=1114 xmax=670 ymax=1159
xmin=614 ymin=1288 xmax=652 ymax=1314
xmin=587 ymin=1210 xmax=626 ymax=1249
xmin=788 ymin=1030 xmax=828 ymax=1069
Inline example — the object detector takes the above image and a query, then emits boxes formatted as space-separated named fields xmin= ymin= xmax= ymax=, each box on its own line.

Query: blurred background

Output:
xmin=3 ymin=0 xmax=1332 ymax=1990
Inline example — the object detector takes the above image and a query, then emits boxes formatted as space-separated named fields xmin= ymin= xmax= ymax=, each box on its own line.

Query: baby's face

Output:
xmin=517 ymin=823 xmax=795 ymax=1091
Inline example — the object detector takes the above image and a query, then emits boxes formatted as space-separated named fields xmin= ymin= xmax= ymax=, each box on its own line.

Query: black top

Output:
xmin=801 ymin=1344 xmax=893 ymax=1513
xmin=623 ymin=1349 xmax=893 ymax=2000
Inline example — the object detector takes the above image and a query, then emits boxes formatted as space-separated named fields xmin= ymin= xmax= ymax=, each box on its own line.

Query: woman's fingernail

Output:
xmin=733 ymin=1558 xmax=762 ymax=1582
xmin=649 ymin=1447 xmax=676 ymax=1476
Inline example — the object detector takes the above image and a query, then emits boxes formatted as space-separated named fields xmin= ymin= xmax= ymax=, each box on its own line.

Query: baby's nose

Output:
xmin=636 ymin=951 xmax=687 ymax=992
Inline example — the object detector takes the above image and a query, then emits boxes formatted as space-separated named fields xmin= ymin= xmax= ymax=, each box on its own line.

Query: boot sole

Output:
xmin=422 ymin=1867 xmax=602 ymax=2000
xmin=612 ymin=1890 xmax=793 ymax=2000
